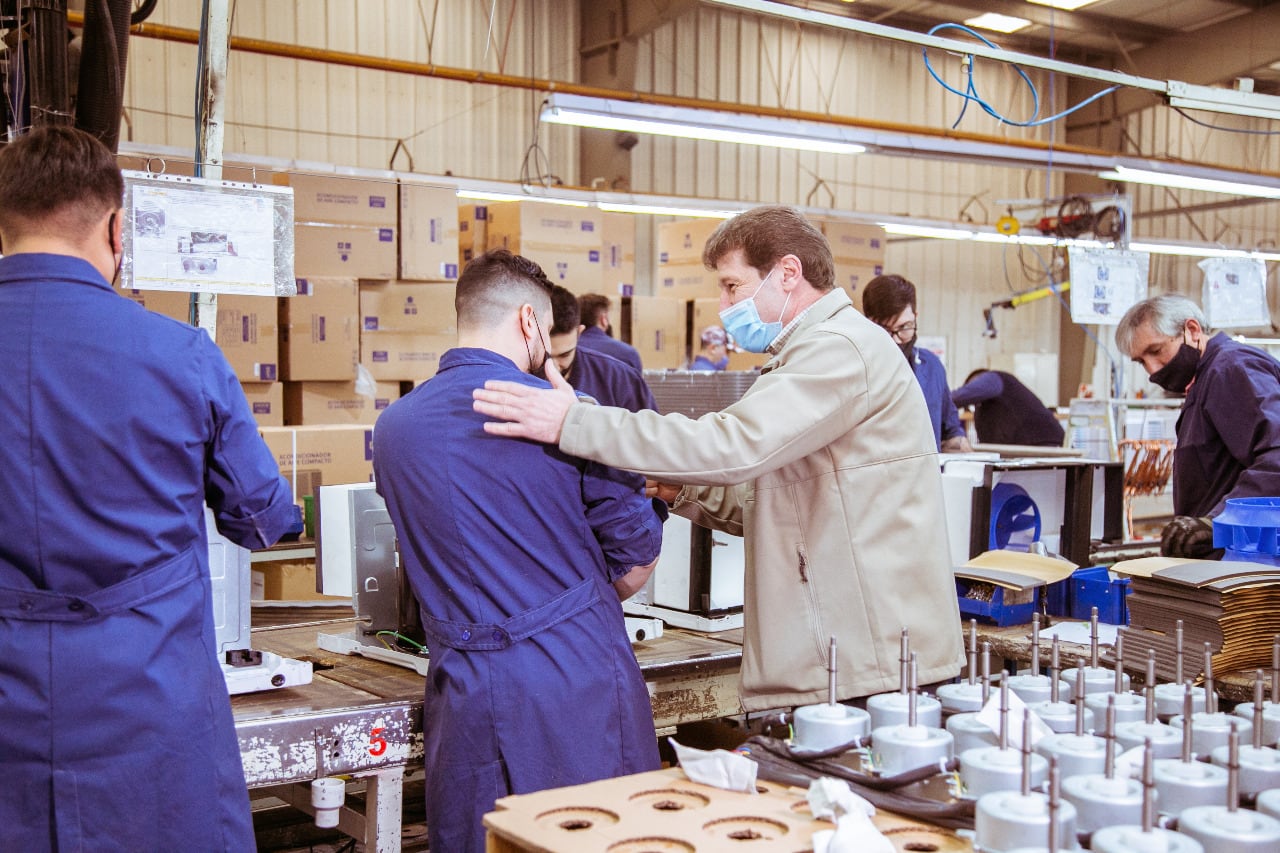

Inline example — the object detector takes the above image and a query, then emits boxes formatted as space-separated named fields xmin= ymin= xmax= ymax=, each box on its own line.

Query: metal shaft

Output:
xmin=1255 ymin=669 xmax=1265 ymax=750
xmin=1145 ymin=650 xmax=1157 ymax=726
xmin=1175 ymin=620 xmax=1185 ymax=685
xmin=1105 ymin=695 xmax=1117 ymax=779
xmin=1075 ymin=656 xmax=1087 ymax=737
xmin=1141 ymin=737 xmax=1155 ymax=832
xmin=1050 ymin=636 xmax=1062 ymax=704
xmin=1114 ymin=627 xmax=1126 ymax=694
xmin=1021 ymin=708 xmax=1033 ymax=797
xmin=908 ymin=651 xmax=919 ymax=729
xmin=1047 ymin=757 xmax=1061 ymax=852
xmin=1228 ymin=722 xmax=1240 ymax=813
xmin=1273 ymin=634 xmax=1279 ymax=705
xmin=899 ymin=628 xmax=910 ymax=695
xmin=1000 ymin=677 xmax=1010 ymax=750
xmin=1204 ymin=643 xmax=1216 ymax=714
xmin=828 ymin=636 xmax=838 ymax=706
xmin=1182 ymin=682 xmax=1194 ymax=763
xmin=982 ymin=640 xmax=991 ymax=689
xmin=1031 ymin=612 xmax=1042 ymax=674
xmin=1090 ymin=606 xmax=1100 ymax=670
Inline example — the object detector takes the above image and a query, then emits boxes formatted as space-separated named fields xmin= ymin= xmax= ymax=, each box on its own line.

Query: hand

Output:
xmin=645 ymin=480 xmax=682 ymax=505
xmin=472 ymin=358 xmax=578 ymax=443
xmin=941 ymin=435 xmax=974 ymax=454
xmin=1160 ymin=516 xmax=1223 ymax=559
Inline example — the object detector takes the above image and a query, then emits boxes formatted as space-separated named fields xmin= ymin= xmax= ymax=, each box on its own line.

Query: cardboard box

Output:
xmin=256 ymin=559 xmax=347 ymax=602
xmin=833 ymin=259 xmax=885 ymax=308
xmin=458 ymin=203 xmax=489 ymax=253
xmin=216 ymin=294 xmax=279 ymax=381
xmin=241 ymin=381 xmax=284 ymax=426
xmin=399 ymin=182 xmax=461 ymax=281
xmin=629 ymin=296 xmax=687 ymax=370
xmin=657 ymin=218 xmax=720 ymax=266
xmin=517 ymin=243 xmax=602 ymax=296
xmin=601 ymin=212 xmax=637 ymax=295
xmin=257 ymin=424 xmax=375 ymax=507
xmin=116 ymin=286 xmax=191 ymax=322
xmin=655 ymin=262 xmax=719 ymax=302
xmin=486 ymin=201 xmax=602 ymax=251
xmin=283 ymin=173 xmax=398 ymax=228
xmin=294 ymin=222 xmax=398 ymax=280
xmin=280 ymin=277 xmax=360 ymax=381
xmin=359 ymin=280 xmax=457 ymax=381
xmin=284 ymin=380 xmax=399 ymax=425
xmin=818 ymin=219 xmax=887 ymax=262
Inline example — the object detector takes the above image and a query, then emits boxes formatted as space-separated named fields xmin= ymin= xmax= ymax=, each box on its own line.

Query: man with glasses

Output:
xmin=863 ymin=274 xmax=972 ymax=453
xmin=1117 ymin=293 xmax=1280 ymax=558
xmin=373 ymin=250 xmax=662 ymax=853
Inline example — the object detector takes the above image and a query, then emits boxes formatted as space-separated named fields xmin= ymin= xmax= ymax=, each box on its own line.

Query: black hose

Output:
xmin=131 ymin=0 xmax=159 ymax=25
xmin=75 ymin=0 xmax=133 ymax=152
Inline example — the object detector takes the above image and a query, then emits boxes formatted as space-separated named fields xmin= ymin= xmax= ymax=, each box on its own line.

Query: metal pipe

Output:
xmin=1145 ymin=650 xmax=1157 ymax=726
xmin=1204 ymin=644 xmax=1216 ymax=715
xmin=828 ymin=636 xmax=838 ymax=707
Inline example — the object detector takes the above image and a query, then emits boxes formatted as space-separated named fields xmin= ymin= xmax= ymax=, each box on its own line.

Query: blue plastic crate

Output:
xmin=1067 ymin=566 xmax=1131 ymax=624
xmin=1043 ymin=578 xmax=1071 ymax=618
xmin=955 ymin=578 xmax=1038 ymax=627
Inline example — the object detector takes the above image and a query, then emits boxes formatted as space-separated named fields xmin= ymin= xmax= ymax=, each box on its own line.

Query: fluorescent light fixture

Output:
xmin=1166 ymin=80 xmax=1280 ymax=122
xmin=541 ymin=94 xmax=866 ymax=155
xmin=1129 ymin=241 xmax=1280 ymax=262
xmin=456 ymin=189 xmax=590 ymax=207
xmin=972 ymin=232 xmax=1057 ymax=246
xmin=597 ymin=202 xmax=737 ymax=219
xmin=1100 ymin=165 xmax=1280 ymax=200
xmin=963 ymin=13 xmax=1032 ymax=34
xmin=1026 ymin=0 xmax=1099 ymax=10
xmin=881 ymin=223 xmax=975 ymax=240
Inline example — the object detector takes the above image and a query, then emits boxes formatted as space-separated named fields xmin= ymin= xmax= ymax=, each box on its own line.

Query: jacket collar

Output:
xmin=0 ymin=252 xmax=112 ymax=290
xmin=767 ymin=288 xmax=852 ymax=355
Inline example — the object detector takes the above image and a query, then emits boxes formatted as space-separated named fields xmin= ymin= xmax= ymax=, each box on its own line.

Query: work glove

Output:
xmin=1160 ymin=516 xmax=1224 ymax=559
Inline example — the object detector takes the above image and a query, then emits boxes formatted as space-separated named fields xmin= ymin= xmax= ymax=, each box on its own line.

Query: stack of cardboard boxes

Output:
xmin=817 ymin=219 xmax=886 ymax=309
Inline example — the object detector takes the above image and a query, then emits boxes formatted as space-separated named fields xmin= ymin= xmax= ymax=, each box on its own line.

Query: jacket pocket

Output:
xmin=795 ymin=542 xmax=828 ymax=662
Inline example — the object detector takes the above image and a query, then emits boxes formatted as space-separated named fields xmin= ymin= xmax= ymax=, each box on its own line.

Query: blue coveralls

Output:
xmin=578 ymin=324 xmax=644 ymax=373
xmin=907 ymin=344 xmax=966 ymax=450
xmin=952 ymin=370 xmax=1065 ymax=447
xmin=0 ymin=253 xmax=296 ymax=851
xmin=372 ymin=348 xmax=664 ymax=853
xmin=1174 ymin=333 xmax=1280 ymax=517
xmin=567 ymin=346 xmax=656 ymax=413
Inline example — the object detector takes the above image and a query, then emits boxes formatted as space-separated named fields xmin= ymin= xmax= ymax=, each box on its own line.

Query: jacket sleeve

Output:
xmin=1204 ymin=356 xmax=1280 ymax=515
xmin=672 ymin=483 xmax=746 ymax=537
xmin=560 ymin=327 xmax=869 ymax=484
xmin=951 ymin=371 xmax=1003 ymax=408
xmin=580 ymin=460 xmax=664 ymax=581
xmin=200 ymin=337 xmax=297 ymax=549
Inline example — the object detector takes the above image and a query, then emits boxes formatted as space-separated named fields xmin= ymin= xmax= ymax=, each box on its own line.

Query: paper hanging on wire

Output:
xmin=1200 ymin=257 xmax=1269 ymax=329
xmin=1067 ymin=246 xmax=1149 ymax=326
xmin=120 ymin=170 xmax=296 ymax=296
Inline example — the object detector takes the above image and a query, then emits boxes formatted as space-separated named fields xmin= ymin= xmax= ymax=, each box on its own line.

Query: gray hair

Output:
xmin=1114 ymin=294 xmax=1207 ymax=355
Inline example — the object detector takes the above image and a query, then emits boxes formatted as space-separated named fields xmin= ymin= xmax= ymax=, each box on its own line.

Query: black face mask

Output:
xmin=107 ymin=212 xmax=122 ymax=287
xmin=898 ymin=334 xmax=917 ymax=363
xmin=1150 ymin=341 xmax=1201 ymax=394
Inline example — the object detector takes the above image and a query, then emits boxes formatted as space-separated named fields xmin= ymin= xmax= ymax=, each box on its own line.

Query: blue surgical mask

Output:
xmin=719 ymin=267 xmax=790 ymax=353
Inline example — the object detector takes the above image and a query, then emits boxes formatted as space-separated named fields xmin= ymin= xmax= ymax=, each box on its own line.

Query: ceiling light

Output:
xmin=1099 ymin=165 xmax=1280 ymax=200
xmin=597 ymin=202 xmax=737 ymax=219
xmin=881 ymin=223 xmax=975 ymax=240
xmin=1025 ymin=0 xmax=1099 ymax=10
xmin=541 ymin=95 xmax=866 ymax=155
xmin=1129 ymin=241 xmax=1280 ymax=262
xmin=963 ymin=13 xmax=1032 ymax=34
xmin=456 ymin=190 xmax=590 ymax=207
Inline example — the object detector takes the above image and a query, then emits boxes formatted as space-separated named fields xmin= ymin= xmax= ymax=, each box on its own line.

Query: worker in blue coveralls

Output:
xmin=549 ymin=282 xmax=658 ymax=412
xmin=1117 ymin=293 xmax=1280 ymax=558
xmin=952 ymin=369 xmax=1065 ymax=447
xmin=577 ymin=291 xmax=645 ymax=372
xmin=863 ymin=273 xmax=974 ymax=452
xmin=689 ymin=326 xmax=731 ymax=371
xmin=372 ymin=250 xmax=663 ymax=853
xmin=0 ymin=126 xmax=296 ymax=851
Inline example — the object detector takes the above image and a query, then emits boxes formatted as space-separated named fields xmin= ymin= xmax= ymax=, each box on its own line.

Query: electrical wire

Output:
xmin=1172 ymin=106 xmax=1280 ymax=136
xmin=922 ymin=24 xmax=1119 ymax=129
xmin=376 ymin=630 xmax=427 ymax=653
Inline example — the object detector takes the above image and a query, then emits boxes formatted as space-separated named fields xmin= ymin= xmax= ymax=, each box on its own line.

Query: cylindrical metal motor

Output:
xmin=1256 ymin=787 xmax=1280 ymax=819
xmin=948 ymin=711 xmax=1000 ymax=755
xmin=1178 ymin=806 xmax=1280 ymax=853
xmin=1090 ymin=826 xmax=1204 ymax=852
xmin=792 ymin=703 xmax=870 ymax=752
xmin=975 ymin=790 xmax=1078 ymax=851
xmin=1035 ymin=733 xmax=1106 ymax=781
xmin=1088 ymin=691 xmax=1147 ymax=726
xmin=871 ymin=652 xmax=952 ymax=775
xmin=1115 ymin=720 xmax=1183 ymax=759
xmin=1168 ymin=713 xmax=1254 ymax=757
xmin=1153 ymin=760 xmax=1228 ymax=817
xmin=866 ymin=690 xmax=942 ymax=730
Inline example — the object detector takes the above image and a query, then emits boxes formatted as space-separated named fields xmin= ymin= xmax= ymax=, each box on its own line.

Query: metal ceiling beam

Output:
xmin=1067 ymin=2 xmax=1280 ymax=128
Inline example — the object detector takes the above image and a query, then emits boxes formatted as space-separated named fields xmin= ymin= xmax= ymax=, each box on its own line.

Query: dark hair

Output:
xmin=861 ymin=274 xmax=917 ymax=325
xmin=0 ymin=126 xmax=124 ymax=239
xmin=702 ymin=206 xmax=834 ymax=292
xmin=578 ymin=293 xmax=611 ymax=328
xmin=455 ymin=249 xmax=552 ymax=329
xmin=549 ymin=283 xmax=580 ymax=335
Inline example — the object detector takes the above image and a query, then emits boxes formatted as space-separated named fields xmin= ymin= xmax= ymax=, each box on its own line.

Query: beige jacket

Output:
xmin=560 ymin=288 xmax=963 ymax=711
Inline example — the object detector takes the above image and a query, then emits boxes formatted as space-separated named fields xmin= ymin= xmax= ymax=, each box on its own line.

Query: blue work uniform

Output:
xmin=690 ymin=354 xmax=725 ymax=371
xmin=907 ymin=344 xmax=966 ymax=450
xmin=0 ymin=253 xmax=295 ymax=851
xmin=372 ymin=348 xmax=663 ymax=853
xmin=952 ymin=370 xmax=1065 ymax=447
xmin=567 ymin=347 xmax=657 ymax=412
xmin=578 ymin=324 xmax=644 ymax=373
xmin=1174 ymin=334 xmax=1280 ymax=518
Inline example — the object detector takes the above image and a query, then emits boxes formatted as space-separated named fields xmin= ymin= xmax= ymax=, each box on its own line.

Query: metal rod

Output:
xmin=1021 ymin=709 xmax=1033 ymax=798
xmin=828 ymin=636 xmax=838 ymax=707
xmin=982 ymin=671 xmax=991 ymax=705
xmin=899 ymin=628 xmax=910 ymax=696
xmin=1204 ymin=643 xmax=1216 ymax=715
xmin=908 ymin=652 xmax=919 ymax=729
xmin=1141 ymin=738 xmax=1155 ymax=832
xmin=1175 ymin=620 xmax=1185 ymax=685
xmin=1255 ymin=669 xmax=1265 ymax=751
xmin=1047 ymin=757 xmax=1061 ymax=853
xmin=1182 ymin=682 xmax=1194 ymax=763
xmin=1090 ymin=607 xmax=1100 ymax=671
xmin=1273 ymin=635 xmax=1279 ymax=705
xmin=1227 ymin=722 xmax=1240 ymax=813
xmin=967 ymin=621 xmax=977 ymax=687
xmin=1114 ymin=627 xmax=1126 ymax=695
xmin=1031 ymin=613 xmax=1041 ymax=674
xmin=1105 ymin=695 xmax=1117 ymax=779
xmin=1050 ymin=636 xmax=1062 ymax=705
xmin=1145 ymin=650 xmax=1157 ymax=726
xmin=981 ymin=641 xmax=991 ymax=690
xmin=1075 ymin=657 xmax=1087 ymax=738
xmin=1000 ymin=677 xmax=1010 ymax=751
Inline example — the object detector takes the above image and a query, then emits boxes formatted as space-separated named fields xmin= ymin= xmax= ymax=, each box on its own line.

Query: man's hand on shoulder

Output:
xmin=473 ymin=358 xmax=578 ymax=443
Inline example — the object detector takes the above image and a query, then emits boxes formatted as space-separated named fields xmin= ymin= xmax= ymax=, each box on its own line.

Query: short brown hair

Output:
xmin=861 ymin=274 xmax=917 ymax=325
xmin=0 ymin=126 xmax=124 ymax=240
xmin=702 ymin=206 xmax=835 ymax=291
xmin=577 ymin=293 xmax=611 ymax=328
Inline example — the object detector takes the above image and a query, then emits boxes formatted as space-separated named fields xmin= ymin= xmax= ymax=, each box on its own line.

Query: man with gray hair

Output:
xmin=1115 ymin=293 xmax=1280 ymax=557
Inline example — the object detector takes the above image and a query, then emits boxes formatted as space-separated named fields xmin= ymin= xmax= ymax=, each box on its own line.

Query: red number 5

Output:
xmin=368 ymin=726 xmax=387 ymax=756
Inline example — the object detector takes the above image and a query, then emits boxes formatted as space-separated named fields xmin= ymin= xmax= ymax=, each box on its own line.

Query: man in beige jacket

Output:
xmin=475 ymin=206 xmax=962 ymax=712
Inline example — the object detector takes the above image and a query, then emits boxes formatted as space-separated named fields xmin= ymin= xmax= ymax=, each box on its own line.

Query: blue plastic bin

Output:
xmin=955 ymin=578 xmax=1037 ymax=627
xmin=1214 ymin=497 xmax=1280 ymax=566
xmin=1067 ymin=566 xmax=1131 ymax=624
